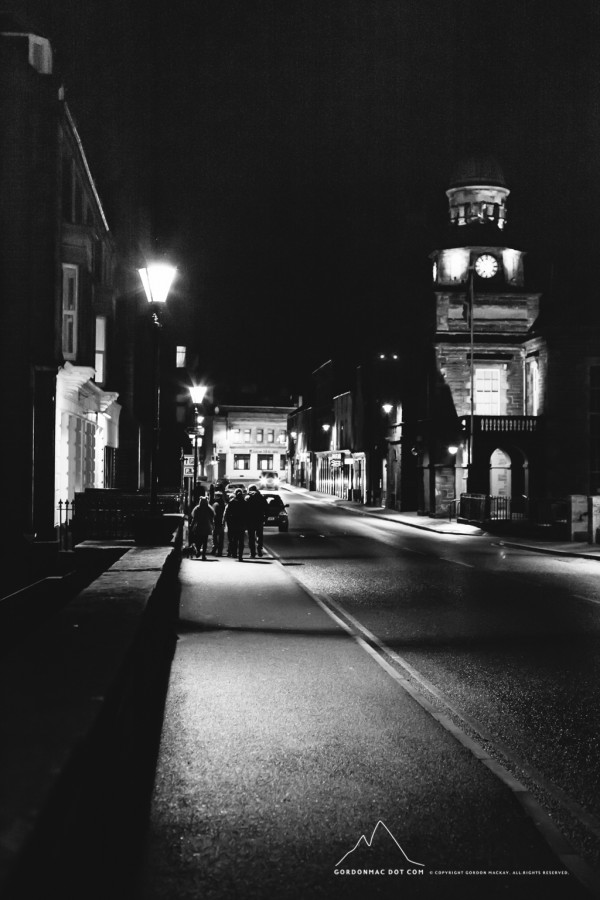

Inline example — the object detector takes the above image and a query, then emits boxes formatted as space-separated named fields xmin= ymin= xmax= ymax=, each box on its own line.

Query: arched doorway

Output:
xmin=489 ymin=445 xmax=529 ymax=518
xmin=489 ymin=448 xmax=512 ymax=498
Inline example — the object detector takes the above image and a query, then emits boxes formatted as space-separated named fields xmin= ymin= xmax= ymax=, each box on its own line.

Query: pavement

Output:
xmin=138 ymin=496 xmax=600 ymax=899
xmin=281 ymin=483 xmax=600 ymax=562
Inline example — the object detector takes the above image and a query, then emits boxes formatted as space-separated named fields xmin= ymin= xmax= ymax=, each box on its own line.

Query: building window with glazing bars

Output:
xmin=267 ymin=429 xmax=275 ymax=443
xmin=95 ymin=316 xmax=106 ymax=384
xmin=62 ymin=264 xmax=78 ymax=359
xmin=234 ymin=454 xmax=250 ymax=470
xmin=474 ymin=367 xmax=502 ymax=415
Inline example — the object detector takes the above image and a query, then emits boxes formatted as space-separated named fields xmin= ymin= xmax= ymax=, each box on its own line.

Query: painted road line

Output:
xmin=265 ymin=547 xmax=600 ymax=896
xmin=439 ymin=557 xmax=474 ymax=567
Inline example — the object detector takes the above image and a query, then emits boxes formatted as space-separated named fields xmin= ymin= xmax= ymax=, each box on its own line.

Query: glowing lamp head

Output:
xmin=138 ymin=263 xmax=177 ymax=304
xmin=189 ymin=384 xmax=207 ymax=405
xmin=382 ymin=404 xmax=393 ymax=415
xmin=448 ymin=445 xmax=459 ymax=455
xmin=322 ymin=424 xmax=331 ymax=432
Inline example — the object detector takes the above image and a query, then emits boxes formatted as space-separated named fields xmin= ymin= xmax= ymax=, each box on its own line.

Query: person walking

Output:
xmin=224 ymin=489 xmax=247 ymax=561
xmin=245 ymin=484 xmax=268 ymax=558
xmin=189 ymin=494 xmax=215 ymax=560
xmin=210 ymin=491 xmax=226 ymax=556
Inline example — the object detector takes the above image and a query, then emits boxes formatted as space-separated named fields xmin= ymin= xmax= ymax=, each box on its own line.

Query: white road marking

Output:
xmin=439 ymin=556 xmax=474 ymax=567
xmin=267 ymin=548 xmax=600 ymax=894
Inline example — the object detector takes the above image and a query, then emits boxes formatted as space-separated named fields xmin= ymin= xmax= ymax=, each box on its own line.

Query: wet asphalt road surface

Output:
xmin=138 ymin=491 xmax=598 ymax=898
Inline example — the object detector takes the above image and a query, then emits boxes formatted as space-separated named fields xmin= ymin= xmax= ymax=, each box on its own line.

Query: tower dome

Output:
xmin=446 ymin=155 xmax=510 ymax=230
xmin=448 ymin=155 xmax=507 ymax=189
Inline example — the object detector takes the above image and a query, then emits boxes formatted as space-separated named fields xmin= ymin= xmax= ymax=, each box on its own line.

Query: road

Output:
xmin=270 ymin=490 xmax=600 ymax=875
xmin=139 ymin=489 xmax=600 ymax=899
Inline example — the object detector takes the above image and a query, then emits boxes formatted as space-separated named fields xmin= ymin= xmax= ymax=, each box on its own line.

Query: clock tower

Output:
xmin=420 ymin=156 xmax=544 ymax=517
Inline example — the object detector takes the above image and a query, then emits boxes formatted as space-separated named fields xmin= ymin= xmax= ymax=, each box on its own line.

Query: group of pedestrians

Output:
xmin=188 ymin=484 xmax=268 ymax=561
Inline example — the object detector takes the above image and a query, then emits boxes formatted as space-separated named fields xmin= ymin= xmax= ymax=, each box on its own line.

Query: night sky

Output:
xmin=17 ymin=0 xmax=600 ymax=396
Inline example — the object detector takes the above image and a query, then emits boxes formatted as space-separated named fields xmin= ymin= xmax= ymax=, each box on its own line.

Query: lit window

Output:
xmin=267 ymin=429 xmax=275 ymax=443
xmin=256 ymin=429 xmax=264 ymax=443
xmin=243 ymin=429 xmax=251 ymax=443
xmin=234 ymin=454 xmax=250 ymax=470
xmin=94 ymin=316 xmax=106 ymax=383
xmin=29 ymin=36 xmax=53 ymax=74
xmin=62 ymin=264 xmax=78 ymax=359
xmin=232 ymin=428 xmax=241 ymax=442
xmin=176 ymin=346 xmax=186 ymax=368
xmin=258 ymin=454 xmax=273 ymax=471
xmin=278 ymin=430 xmax=286 ymax=444
xmin=530 ymin=359 xmax=540 ymax=416
xmin=474 ymin=368 xmax=501 ymax=415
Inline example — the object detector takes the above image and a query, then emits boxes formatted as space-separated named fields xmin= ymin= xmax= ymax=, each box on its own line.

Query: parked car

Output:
xmin=225 ymin=481 xmax=249 ymax=498
xmin=262 ymin=491 xmax=289 ymax=531
xmin=259 ymin=471 xmax=280 ymax=490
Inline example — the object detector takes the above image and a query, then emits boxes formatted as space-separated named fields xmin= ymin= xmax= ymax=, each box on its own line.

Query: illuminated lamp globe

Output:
xmin=138 ymin=263 xmax=177 ymax=304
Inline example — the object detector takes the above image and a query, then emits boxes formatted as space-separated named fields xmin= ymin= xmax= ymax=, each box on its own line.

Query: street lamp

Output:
xmin=189 ymin=384 xmax=207 ymax=503
xmin=138 ymin=262 xmax=176 ymax=512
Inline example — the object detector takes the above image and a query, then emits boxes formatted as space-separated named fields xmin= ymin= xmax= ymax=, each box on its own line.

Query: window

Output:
xmin=530 ymin=359 xmax=540 ymax=416
xmin=279 ymin=454 xmax=287 ymax=471
xmin=243 ymin=429 xmax=251 ymax=443
xmin=176 ymin=346 xmax=186 ymax=368
xmin=104 ymin=446 xmax=117 ymax=489
xmin=267 ymin=429 xmax=275 ymax=443
xmin=234 ymin=454 xmax=250 ymax=470
xmin=256 ymin=429 xmax=264 ymax=443
xmin=474 ymin=367 xmax=501 ymax=415
xmin=29 ymin=36 xmax=53 ymax=74
xmin=62 ymin=265 xmax=78 ymax=359
xmin=232 ymin=428 xmax=241 ymax=442
xmin=258 ymin=454 xmax=273 ymax=471
xmin=94 ymin=316 xmax=106 ymax=383
xmin=278 ymin=430 xmax=287 ymax=444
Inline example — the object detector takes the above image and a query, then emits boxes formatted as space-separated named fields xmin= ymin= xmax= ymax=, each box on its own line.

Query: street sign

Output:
xmin=183 ymin=465 xmax=194 ymax=477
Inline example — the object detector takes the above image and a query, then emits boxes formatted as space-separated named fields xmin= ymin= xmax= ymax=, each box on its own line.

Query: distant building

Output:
xmin=202 ymin=404 xmax=294 ymax=485
xmin=287 ymin=356 xmax=407 ymax=507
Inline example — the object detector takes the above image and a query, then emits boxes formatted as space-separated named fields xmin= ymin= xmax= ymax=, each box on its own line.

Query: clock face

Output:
xmin=474 ymin=254 xmax=498 ymax=279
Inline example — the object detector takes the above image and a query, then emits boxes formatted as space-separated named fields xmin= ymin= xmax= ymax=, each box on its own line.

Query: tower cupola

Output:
xmin=446 ymin=155 xmax=509 ymax=230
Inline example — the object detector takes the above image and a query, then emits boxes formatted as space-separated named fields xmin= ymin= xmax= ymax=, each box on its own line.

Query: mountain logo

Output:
xmin=335 ymin=820 xmax=425 ymax=869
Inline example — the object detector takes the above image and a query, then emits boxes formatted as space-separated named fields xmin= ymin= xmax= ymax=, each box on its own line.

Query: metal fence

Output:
xmin=62 ymin=490 xmax=183 ymax=544
xmin=458 ymin=493 xmax=567 ymax=527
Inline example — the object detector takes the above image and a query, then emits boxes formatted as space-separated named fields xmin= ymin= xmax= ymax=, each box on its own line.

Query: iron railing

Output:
xmin=459 ymin=493 xmax=567 ymax=526
xmin=66 ymin=490 xmax=183 ymax=544
xmin=459 ymin=415 xmax=540 ymax=434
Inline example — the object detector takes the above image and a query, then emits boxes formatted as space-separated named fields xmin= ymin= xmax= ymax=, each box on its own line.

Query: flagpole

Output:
xmin=468 ymin=263 xmax=475 ymax=480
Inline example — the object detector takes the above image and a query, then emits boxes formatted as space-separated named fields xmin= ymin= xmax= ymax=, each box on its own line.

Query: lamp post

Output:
xmin=189 ymin=384 xmax=207 ymax=504
xmin=138 ymin=262 xmax=176 ymax=513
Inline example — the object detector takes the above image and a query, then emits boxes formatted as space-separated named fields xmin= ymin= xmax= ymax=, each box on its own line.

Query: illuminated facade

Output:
xmin=202 ymin=405 xmax=293 ymax=485
xmin=0 ymin=21 xmax=121 ymax=556
xmin=422 ymin=157 xmax=545 ymax=516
